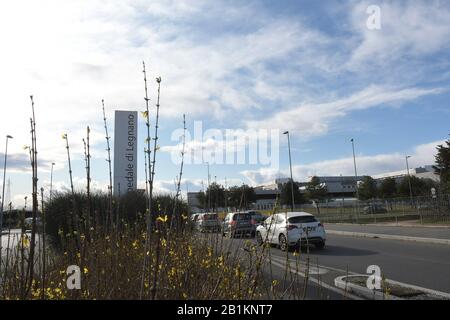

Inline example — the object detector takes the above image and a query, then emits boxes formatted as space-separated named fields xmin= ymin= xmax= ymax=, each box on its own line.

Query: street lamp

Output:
xmin=0 ymin=135 xmax=13 ymax=230
xmin=0 ymin=134 xmax=13 ymax=274
xmin=350 ymin=139 xmax=359 ymax=200
xmin=50 ymin=162 xmax=55 ymax=202
xmin=206 ymin=162 xmax=211 ymax=212
xmin=283 ymin=131 xmax=295 ymax=212
xmin=405 ymin=155 xmax=414 ymax=206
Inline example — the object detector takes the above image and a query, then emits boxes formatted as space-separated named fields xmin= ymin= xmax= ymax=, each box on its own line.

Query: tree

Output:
xmin=204 ymin=182 xmax=225 ymax=211
xmin=226 ymin=185 xmax=256 ymax=210
xmin=398 ymin=176 xmax=437 ymax=197
xmin=379 ymin=177 xmax=397 ymax=198
xmin=279 ymin=179 xmax=304 ymax=208
xmin=305 ymin=176 xmax=328 ymax=201
xmin=358 ymin=176 xmax=378 ymax=200
xmin=433 ymin=136 xmax=450 ymax=193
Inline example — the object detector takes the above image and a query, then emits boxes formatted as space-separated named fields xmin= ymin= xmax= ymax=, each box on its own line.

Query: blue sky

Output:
xmin=0 ymin=0 xmax=449 ymax=207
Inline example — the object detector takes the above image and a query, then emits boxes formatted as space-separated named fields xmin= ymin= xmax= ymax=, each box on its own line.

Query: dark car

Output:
xmin=363 ymin=204 xmax=388 ymax=214
xmin=222 ymin=212 xmax=255 ymax=238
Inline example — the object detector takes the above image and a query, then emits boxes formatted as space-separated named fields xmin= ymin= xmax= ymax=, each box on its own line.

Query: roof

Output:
xmin=276 ymin=211 xmax=314 ymax=218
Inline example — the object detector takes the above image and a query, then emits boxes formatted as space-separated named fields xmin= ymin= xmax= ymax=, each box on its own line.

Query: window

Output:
xmin=288 ymin=216 xmax=317 ymax=224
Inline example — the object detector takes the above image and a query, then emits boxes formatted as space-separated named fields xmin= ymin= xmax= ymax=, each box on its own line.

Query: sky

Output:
xmin=0 ymin=0 xmax=449 ymax=208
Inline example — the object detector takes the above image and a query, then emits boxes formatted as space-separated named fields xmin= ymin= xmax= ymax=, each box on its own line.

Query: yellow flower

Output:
xmin=62 ymin=133 xmax=67 ymax=140
xmin=272 ymin=280 xmax=279 ymax=287
xmin=187 ymin=245 xmax=193 ymax=257
xmin=156 ymin=215 xmax=168 ymax=223
xmin=83 ymin=267 xmax=89 ymax=274
xmin=141 ymin=111 xmax=149 ymax=119
xmin=20 ymin=235 xmax=30 ymax=248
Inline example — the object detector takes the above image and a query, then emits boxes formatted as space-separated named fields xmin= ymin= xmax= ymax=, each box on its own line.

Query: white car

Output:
xmin=256 ymin=212 xmax=326 ymax=251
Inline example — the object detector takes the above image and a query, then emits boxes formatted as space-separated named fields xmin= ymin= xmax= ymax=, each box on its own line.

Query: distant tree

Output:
xmin=305 ymin=176 xmax=328 ymax=201
xmin=398 ymin=176 xmax=437 ymax=197
xmin=358 ymin=176 xmax=378 ymax=200
xmin=279 ymin=179 xmax=304 ymax=208
xmin=379 ymin=177 xmax=397 ymax=198
xmin=433 ymin=136 xmax=450 ymax=193
xmin=226 ymin=184 xmax=256 ymax=210
xmin=205 ymin=182 xmax=225 ymax=211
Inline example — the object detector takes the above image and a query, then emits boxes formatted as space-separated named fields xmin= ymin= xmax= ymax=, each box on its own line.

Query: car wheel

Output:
xmin=315 ymin=241 xmax=325 ymax=249
xmin=279 ymin=234 xmax=288 ymax=251
xmin=256 ymin=232 xmax=263 ymax=246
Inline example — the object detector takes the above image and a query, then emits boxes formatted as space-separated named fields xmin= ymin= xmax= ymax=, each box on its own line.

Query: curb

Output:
xmin=326 ymin=230 xmax=450 ymax=245
xmin=334 ymin=275 xmax=401 ymax=300
xmin=334 ymin=275 xmax=450 ymax=300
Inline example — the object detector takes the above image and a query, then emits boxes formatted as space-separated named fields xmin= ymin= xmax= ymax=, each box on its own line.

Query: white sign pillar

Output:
xmin=113 ymin=110 xmax=138 ymax=197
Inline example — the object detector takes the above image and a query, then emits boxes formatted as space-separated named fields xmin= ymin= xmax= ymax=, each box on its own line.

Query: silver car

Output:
xmin=222 ymin=212 xmax=255 ymax=238
xmin=196 ymin=213 xmax=221 ymax=232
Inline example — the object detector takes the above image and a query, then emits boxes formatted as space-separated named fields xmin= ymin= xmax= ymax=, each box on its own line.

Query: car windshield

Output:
xmin=203 ymin=214 xmax=218 ymax=220
xmin=288 ymin=216 xmax=317 ymax=224
xmin=233 ymin=213 xmax=252 ymax=221
xmin=253 ymin=215 xmax=265 ymax=221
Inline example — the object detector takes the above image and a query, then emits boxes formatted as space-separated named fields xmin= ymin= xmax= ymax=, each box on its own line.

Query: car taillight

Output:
xmin=318 ymin=223 xmax=324 ymax=228
xmin=286 ymin=224 xmax=297 ymax=230
xmin=251 ymin=219 xmax=256 ymax=225
xmin=231 ymin=220 xmax=237 ymax=226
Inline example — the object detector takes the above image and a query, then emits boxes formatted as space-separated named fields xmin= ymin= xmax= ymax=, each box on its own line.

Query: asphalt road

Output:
xmin=326 ymin=224 xmax=450 ymax=240
xmin=214 ymin=231 xmax=450 ymax=299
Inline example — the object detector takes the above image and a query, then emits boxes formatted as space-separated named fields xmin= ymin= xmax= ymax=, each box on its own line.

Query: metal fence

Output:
xmin=292 ymin=194 xmax=450 ymax=225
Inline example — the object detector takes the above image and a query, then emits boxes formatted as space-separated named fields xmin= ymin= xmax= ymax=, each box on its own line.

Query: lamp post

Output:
xmin=206 ymin=162 xmax=211 ymax=212
xmin=350 ymin=138 xmax=360 ymax=222
xmin=283 ymin=131 xmax=295 ymax=212
xmin=50 ymin=162 xmax=55 ymax=202
xmin=405 ymin=155 xmax=414 ymax=206
xmin=0 ymin=135 xmax=13 ymax=274
xmin=350 ymin=138 xmax=359 ymax=200
xmin=0 ymin=135 xmax=13 ymax=231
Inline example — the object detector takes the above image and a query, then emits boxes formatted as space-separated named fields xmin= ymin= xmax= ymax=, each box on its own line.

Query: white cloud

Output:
xmin=245 ymin=85 xmax=445 ymax=138
xmin=348 ymin=1 xmax=450 ymax=69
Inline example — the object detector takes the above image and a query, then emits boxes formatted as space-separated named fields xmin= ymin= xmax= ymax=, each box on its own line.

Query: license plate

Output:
xmin=302 ymin=227 xmax=316 ymax=232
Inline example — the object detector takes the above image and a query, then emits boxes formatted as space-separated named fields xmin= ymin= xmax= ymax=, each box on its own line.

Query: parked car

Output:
xmin=246 ymin=210 xmax=266 ymax=227
xmin=222 ymin=212 xmax=255 ymax=238
xmin=196 ymin=213 xmax=221 ymax=232
xmin=256 ymin=212 xmax=326 ymax=251
xmin=363 ymin=204 xmax=388 ymax=214
xmin=190 ymin=213 xmax=201 ymax=222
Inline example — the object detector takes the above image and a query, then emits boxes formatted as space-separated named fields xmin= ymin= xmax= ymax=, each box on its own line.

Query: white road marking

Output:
xmin=269 ymin=258 xmax=363 ymax=300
